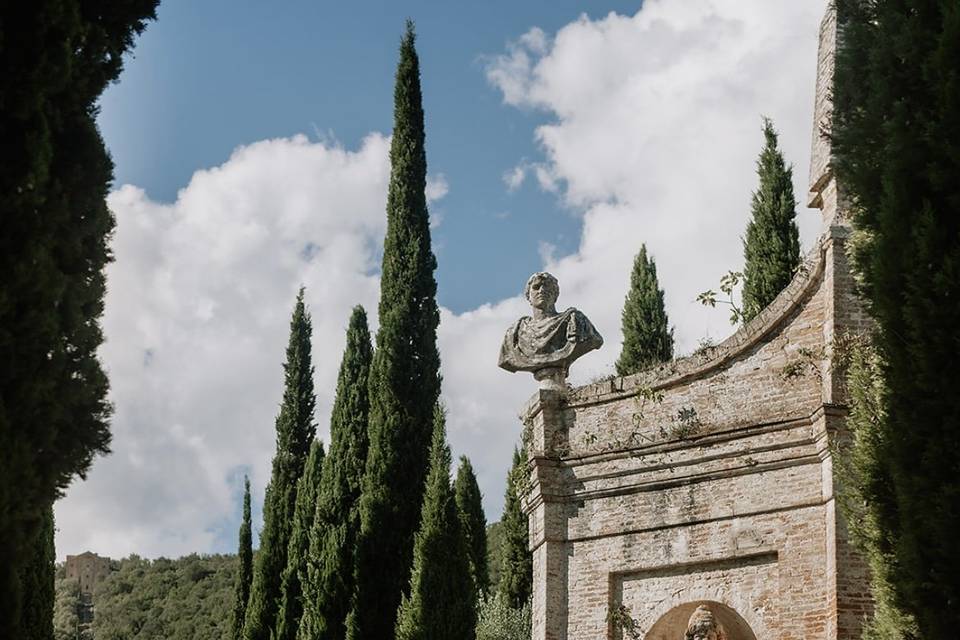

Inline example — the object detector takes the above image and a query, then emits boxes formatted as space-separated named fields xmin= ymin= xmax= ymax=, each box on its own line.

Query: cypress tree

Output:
xmin=741 ymin=118 xmax=801 ymax=323
xmin=615 ymin=245 xmax=673 ymax=376
xmin=0 ymin=3 xmax=158 ymax=629
xmin=298 ymin=306 xmax=372 ymax=640
xmin=833 ymin=2 xmax=960 ymax=637
xmin=244 ymin=290 xmax=317 ymax=640
xmin=347 ymin=21 xmax=442 ymax=640
xmin=231 ymin=477 xmax=254 ymax=640
xmin=275 ymin=440 xmax=325 ymax=640
xmin=17 ymin=505 xmax=55 ymax=640
xmin=395 ymin=407 xmax=476 ymax=640
xmin=454 ymin=455 xmax=489 ymax=596
xmin=497 ymin=448 xmax=531 ymax=609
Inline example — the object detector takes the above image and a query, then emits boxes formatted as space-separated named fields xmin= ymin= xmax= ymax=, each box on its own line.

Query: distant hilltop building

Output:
xmin=65 ymin=551 xmax=112 ymax=595
xmin=516 ymin=5 xmax=873 ymax=639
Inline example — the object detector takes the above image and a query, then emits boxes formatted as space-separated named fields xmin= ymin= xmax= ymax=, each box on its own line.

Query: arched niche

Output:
xmin=643 ymin=601 xmax=757 ymax=640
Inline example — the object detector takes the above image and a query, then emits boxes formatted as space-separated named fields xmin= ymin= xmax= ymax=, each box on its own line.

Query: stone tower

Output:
xmin=519 ymin=5 xmax=873 ymax=639
xmin=64 ymin=551 xmax=111 ymax=596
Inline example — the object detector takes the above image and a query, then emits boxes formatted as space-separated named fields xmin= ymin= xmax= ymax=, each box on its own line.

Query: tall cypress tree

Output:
xmin=833 ymin=2 xmax=960 ymax=637
xmin=0 ymin=4 xmax=158 ymax=630
xmin=275 ymin=440 xmax=325 ymax=640
xmin=17 ymin=505 xmax=55 ymax=640
xmin=298 ymin=306 xmax=372 ymax=640
xmin=244 ymin=290 xmax=317 ymax=640
xmin=497 ymin=448 xmax=531 ymax=610
xmin=347 ymin=21 xmax=442 ymax=640
xmin=395 ymin=407 xmax=476 ymax=640
xmin=454 ymin=455 xmax=489 ymax=596
xmin=615 ymin=245 xmax=673 ymax=376
xmin=741 ymin=118 xmax=801 ymax=323
xmin=231 ymin=477 xmax=254 ymax=640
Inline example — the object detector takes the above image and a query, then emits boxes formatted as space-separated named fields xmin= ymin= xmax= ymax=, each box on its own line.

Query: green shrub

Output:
xmin=475 ymin=595 xmax=531 ymax=640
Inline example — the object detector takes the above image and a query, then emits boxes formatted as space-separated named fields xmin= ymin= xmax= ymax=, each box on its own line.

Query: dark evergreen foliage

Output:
xmin=741 ymin=118 xmax=801 ymax=322
xmin=0 ymin=3 xmax=157 ymax=631
xmin=485 ymin=521 xmax=505 ymax=593
xmin=275 ymin=440 xmax=325 ymax=640
xmin=298 ymin=306 xmax=372 ymax=640
xmin=231 ymin=477 xmax=254 ymax=640
xmin=394 ymin=407 xmax=476 ymax=640
xmin=244 ymin=291 xmax=317 ymax=640
xmin=347 ymin=21 xmax=442 ymax=640
xmin=615 ymin=245 xmax=673 ymax=375
xmin=455 ymin=455 xmax=489 ymax=596
xmin=497 ymin=448 xmax=531 ymax=609
xmin=833 ymin=2 xmax=960 ymax=637
xmin=18 ymin=505 xmax=55 ymax=640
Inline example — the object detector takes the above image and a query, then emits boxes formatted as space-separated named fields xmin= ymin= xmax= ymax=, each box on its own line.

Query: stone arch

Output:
xmin=643 ymin=601 xmax=757 ymax=640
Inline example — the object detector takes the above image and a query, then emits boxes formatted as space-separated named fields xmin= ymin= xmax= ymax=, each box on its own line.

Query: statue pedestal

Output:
xmin=520 ymin=389 xmax=569 ymax=640
xmin=534 ymin=367 xmax=567 ymax=392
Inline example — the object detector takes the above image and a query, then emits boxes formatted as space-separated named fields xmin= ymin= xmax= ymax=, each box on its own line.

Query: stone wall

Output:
xmin=519 ymin=5 xmax=872 ymax=639
xmin=65 ymin=551 xmax=112 ymax=595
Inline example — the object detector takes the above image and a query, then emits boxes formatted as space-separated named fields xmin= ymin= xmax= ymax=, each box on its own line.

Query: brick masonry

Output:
xmin=64 ymin=551 xmax=111 ymax=596
xmin=519 ymin=5 xmax=873 ymax=639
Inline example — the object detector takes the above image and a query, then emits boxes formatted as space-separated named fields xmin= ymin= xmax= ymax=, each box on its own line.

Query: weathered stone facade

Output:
xmin=64 ymin=551 xmax=112 ymax=595
xmin=520 ymin=6 xmax=873 ymax=639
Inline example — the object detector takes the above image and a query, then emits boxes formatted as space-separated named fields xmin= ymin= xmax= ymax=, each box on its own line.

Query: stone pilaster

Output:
xmin=808 ymin=6 xmax=838 ymax=222
xmin=521 ymin=389 xmax=569 ymax=640
xmin=809 ymin=5 xmax=874 ymax=638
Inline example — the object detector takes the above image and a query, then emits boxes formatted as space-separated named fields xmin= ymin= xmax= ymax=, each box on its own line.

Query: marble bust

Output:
xmin=684 ymin=605 xmax=726 ymax=640
xmin=498 ymin=272 xmax=603 ymax=390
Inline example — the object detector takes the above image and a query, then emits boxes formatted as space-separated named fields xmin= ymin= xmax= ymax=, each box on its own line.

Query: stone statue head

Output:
xmin=524 ymin=272 xmax=560 ymax=313
xmin=499 ymin=270 xmax=602 ymax=389
xmin=684 ymin=605 xmax=725 ymax=640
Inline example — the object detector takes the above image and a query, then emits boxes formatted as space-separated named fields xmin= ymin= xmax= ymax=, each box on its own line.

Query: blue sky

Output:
xmin=57 ymin=0 xmax=829 ymax=558
xmin=100 ymin=0 xmax=638 ymax=312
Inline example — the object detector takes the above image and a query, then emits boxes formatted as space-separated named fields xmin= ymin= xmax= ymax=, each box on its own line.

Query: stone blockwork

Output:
xmin=519 ymin=5 xmax=872 ymax=639
xmin=809 ymin=6 xmax=837 ymax=214
xmin=64 ymin=551 xmax=112 ymax=595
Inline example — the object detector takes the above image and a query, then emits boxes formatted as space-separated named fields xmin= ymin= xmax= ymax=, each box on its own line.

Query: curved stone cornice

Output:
xmin=569 ymin=232 xmax=831 ymax=407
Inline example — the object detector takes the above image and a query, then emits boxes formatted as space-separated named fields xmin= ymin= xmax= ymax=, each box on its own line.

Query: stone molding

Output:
xmin=568 ymin=229 xmax=839 ymax=409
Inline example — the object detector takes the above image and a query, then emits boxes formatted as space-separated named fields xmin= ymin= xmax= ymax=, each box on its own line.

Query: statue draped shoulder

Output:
xmin=498 ymin=308 xmax=603 ymax=374
xmin=498 ymin=272 xmax=602 ymax=389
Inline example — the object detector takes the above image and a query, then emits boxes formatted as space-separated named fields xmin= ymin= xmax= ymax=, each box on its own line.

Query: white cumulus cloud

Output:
xmin=503 ymin=164 xmax=528 ymax=191
xmin=57 ymin=134 xmax=393 ymax=558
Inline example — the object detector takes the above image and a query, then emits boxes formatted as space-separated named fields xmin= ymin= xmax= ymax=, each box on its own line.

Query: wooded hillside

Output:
xmin=53 ymin=529 xmax=507 ymax=640
xmin=55 ymin=554 xmax=236 ymax=640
